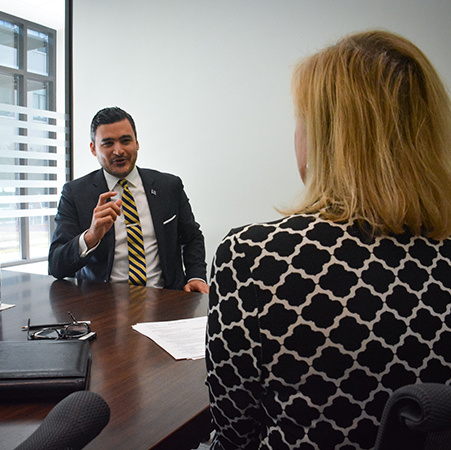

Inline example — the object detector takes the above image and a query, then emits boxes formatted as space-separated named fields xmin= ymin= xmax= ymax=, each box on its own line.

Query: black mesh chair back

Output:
xmin=375 ymin=383 xmax=451 ymax=450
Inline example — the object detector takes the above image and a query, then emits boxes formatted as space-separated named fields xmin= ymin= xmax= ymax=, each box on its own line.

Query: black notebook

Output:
xmin=0 ymin=340 xmax=91 ymax=400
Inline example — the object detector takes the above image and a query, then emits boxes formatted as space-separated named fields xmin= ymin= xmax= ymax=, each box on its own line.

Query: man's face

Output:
xmin=90 ymin=119 xmax=139 ymax=178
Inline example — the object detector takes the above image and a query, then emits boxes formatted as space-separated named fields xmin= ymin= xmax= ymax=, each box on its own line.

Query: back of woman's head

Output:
xmin=292 ymin=30 xmax=451 ymax=239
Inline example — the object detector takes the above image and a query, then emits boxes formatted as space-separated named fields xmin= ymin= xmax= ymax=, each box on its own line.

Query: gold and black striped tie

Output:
xmin=119 ymin=179 xmax=147 ymax=286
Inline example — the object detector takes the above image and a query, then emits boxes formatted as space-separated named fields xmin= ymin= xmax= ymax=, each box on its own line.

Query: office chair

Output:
xmin=15 ymin=391 xmax=110 ymax=450
xmin=375 ymin=383 xmax=451 ymax=450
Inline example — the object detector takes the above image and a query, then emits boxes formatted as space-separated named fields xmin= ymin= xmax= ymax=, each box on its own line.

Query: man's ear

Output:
xmin=90 ymin=142 xmax=96 ymax=156
xmin=136 ymin=140 xmax=140 ymax=151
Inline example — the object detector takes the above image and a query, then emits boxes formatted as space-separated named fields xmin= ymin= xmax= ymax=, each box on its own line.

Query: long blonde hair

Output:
xmin=291 ymin=30 xmax=451 ymax=239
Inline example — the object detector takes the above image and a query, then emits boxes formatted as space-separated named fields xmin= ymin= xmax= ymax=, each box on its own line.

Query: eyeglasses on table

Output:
xmin=27 ymin=311 xmax=92 ymax=341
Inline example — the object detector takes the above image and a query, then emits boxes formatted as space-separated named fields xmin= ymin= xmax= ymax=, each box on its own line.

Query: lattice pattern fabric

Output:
xmin=119 ymin=179 xmax=147 ymax=286
xmin=206 ymin=213 xmax=451 ymax=449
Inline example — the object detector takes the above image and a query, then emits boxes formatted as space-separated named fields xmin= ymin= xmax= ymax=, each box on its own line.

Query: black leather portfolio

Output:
xmin=0 ymin=340 xmax=91 ymax=400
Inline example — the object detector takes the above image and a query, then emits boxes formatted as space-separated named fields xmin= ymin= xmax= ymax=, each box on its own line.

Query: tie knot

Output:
xmin=119 ymin=179 xmax=128 ymax=189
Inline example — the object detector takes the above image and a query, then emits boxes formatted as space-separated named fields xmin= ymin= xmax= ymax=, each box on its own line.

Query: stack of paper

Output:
xmin=132 ymin=316 xmax=207 ymax=360
xmin=0 ymin=303 xmax=15 ymax=311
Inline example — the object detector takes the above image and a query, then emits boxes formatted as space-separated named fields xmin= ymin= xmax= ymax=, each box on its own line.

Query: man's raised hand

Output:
xmin=84 ymin=191 xmax=122 ymax=250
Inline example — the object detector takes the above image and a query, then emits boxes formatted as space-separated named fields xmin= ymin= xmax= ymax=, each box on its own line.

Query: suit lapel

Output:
xmin=91 ymin=169 xmax=115 ymax=249
xmin=139 ymin=168 xmax=168 ymax=276
xmin=91 ymin=170 xmax=109 ymax=198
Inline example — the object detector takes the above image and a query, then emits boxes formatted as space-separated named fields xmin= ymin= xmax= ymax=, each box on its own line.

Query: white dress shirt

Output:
xmin=79 ymin=167 xmax=164 ymax=288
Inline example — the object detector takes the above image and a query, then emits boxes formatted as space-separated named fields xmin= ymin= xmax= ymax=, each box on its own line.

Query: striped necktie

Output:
xmin=119 ymin=179 xmax=147 ymax=286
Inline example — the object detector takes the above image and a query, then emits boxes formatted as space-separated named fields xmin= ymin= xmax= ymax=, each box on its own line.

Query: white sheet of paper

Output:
xmin=132 ymin=316 xmax=207 ymax=360
xmin=0 ymin=303 xmax=15 ymax=311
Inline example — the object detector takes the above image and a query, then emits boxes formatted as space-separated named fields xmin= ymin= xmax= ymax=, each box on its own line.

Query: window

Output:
xmin=0 ymin=11 xmax=70 ymax=267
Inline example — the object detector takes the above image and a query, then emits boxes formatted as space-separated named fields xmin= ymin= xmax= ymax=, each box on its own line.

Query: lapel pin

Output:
xmin=151 ymin=189 xmax=157 ymax=195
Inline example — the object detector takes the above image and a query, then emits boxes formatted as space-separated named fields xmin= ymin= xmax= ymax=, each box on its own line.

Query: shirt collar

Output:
xmin=103 ymin=166 xmax=140 ymax=191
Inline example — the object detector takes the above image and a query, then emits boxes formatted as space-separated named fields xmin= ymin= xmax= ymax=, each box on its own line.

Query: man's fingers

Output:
xmin=95 ymin=202 xmax=122 ymax=221
xmin=86 ymin=192 xmax=123 ymax=249
xmin=96 ymin=198 xmax=122 ymax=217
xmin=183 ymin=280 xmax=210 ymax=293
xmin=97 ymin=191 xmax=118 ymax=206
xmin=95 ymin=214 xmax=116 ymax=228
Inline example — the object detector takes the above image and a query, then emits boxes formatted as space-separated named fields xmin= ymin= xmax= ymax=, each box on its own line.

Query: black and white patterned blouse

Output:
xmin=206 ymin=213 xmax=451 ymax=449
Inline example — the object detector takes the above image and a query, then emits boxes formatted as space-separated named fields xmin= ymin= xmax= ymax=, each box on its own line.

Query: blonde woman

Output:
xmin=206 ymin=30 xmax=451 ymax=449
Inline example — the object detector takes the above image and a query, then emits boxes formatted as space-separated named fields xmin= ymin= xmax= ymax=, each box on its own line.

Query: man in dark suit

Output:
xmin=48 ymin=107 xmax=209 ymax=293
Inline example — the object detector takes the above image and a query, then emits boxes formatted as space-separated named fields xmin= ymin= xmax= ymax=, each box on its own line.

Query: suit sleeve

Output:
xmin=177 ymin=178 xmax=208 ymax=282
xmin=48 ymin=182 xmax=91 ymax=279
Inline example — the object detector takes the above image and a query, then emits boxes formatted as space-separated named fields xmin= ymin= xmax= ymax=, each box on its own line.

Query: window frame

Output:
xmin=0 ymin=5 xmax=72 ymax=268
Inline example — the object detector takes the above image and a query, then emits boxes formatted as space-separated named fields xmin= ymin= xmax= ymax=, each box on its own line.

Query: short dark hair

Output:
xmin=90 ymin=107 xmax=137 ymax=143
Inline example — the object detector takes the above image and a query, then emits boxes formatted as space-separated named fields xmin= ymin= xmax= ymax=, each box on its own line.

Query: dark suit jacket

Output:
xmin=48 ymin=167 xmax=207 ymax=290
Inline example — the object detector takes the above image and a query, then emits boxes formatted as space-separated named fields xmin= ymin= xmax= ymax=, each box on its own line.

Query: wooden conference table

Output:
xmin=0 ymin=270 xmax=212 ymax=450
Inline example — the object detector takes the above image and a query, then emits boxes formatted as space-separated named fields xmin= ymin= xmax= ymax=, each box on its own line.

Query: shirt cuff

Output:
xmin=79 ymin=230 xmax=100 ymax=257
xmin=187 ymin=277 xmax=207 ymax=284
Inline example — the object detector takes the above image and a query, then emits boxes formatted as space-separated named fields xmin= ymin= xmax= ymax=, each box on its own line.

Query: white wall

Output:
xmin=73 ymin=0 xmax=451 ymax=272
